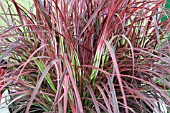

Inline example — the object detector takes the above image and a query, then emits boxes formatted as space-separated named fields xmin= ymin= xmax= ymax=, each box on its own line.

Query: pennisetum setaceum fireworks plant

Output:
xmin=0 ymin=0 xmax=170 ymax=113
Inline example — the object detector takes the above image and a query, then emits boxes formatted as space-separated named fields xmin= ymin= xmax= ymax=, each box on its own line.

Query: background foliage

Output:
xmin=0 ymin=0 xmax=170 ymax=113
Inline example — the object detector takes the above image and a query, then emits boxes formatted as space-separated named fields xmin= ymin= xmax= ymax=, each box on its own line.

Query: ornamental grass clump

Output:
xmin=0 ymin=0 xmax=170 ymax=113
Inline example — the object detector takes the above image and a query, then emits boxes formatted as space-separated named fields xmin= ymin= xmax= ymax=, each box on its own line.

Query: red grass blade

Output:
xmin=63 ymin=74 xmax=69 ymax=113
xmin=64 ymin=54 xmax=84 ymax=113
xmin=86 ymin=85 xmax=101 ymax=113
xmin=26 ymin=58 xmax=60 ymax=113
xmin=96 ymin=85 xmax=112 ymax=113
xmin=103 ymin=39 xmax=128 ymax=113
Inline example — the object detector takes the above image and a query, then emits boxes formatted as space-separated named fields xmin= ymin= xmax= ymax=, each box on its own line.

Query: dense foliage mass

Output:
xmin=0 ymin=0 xmax=170 ymax=113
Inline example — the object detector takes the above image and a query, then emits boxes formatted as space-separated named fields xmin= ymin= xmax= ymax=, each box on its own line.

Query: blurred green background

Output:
xmin=0 ymin=0 xmax=34 ymax=26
